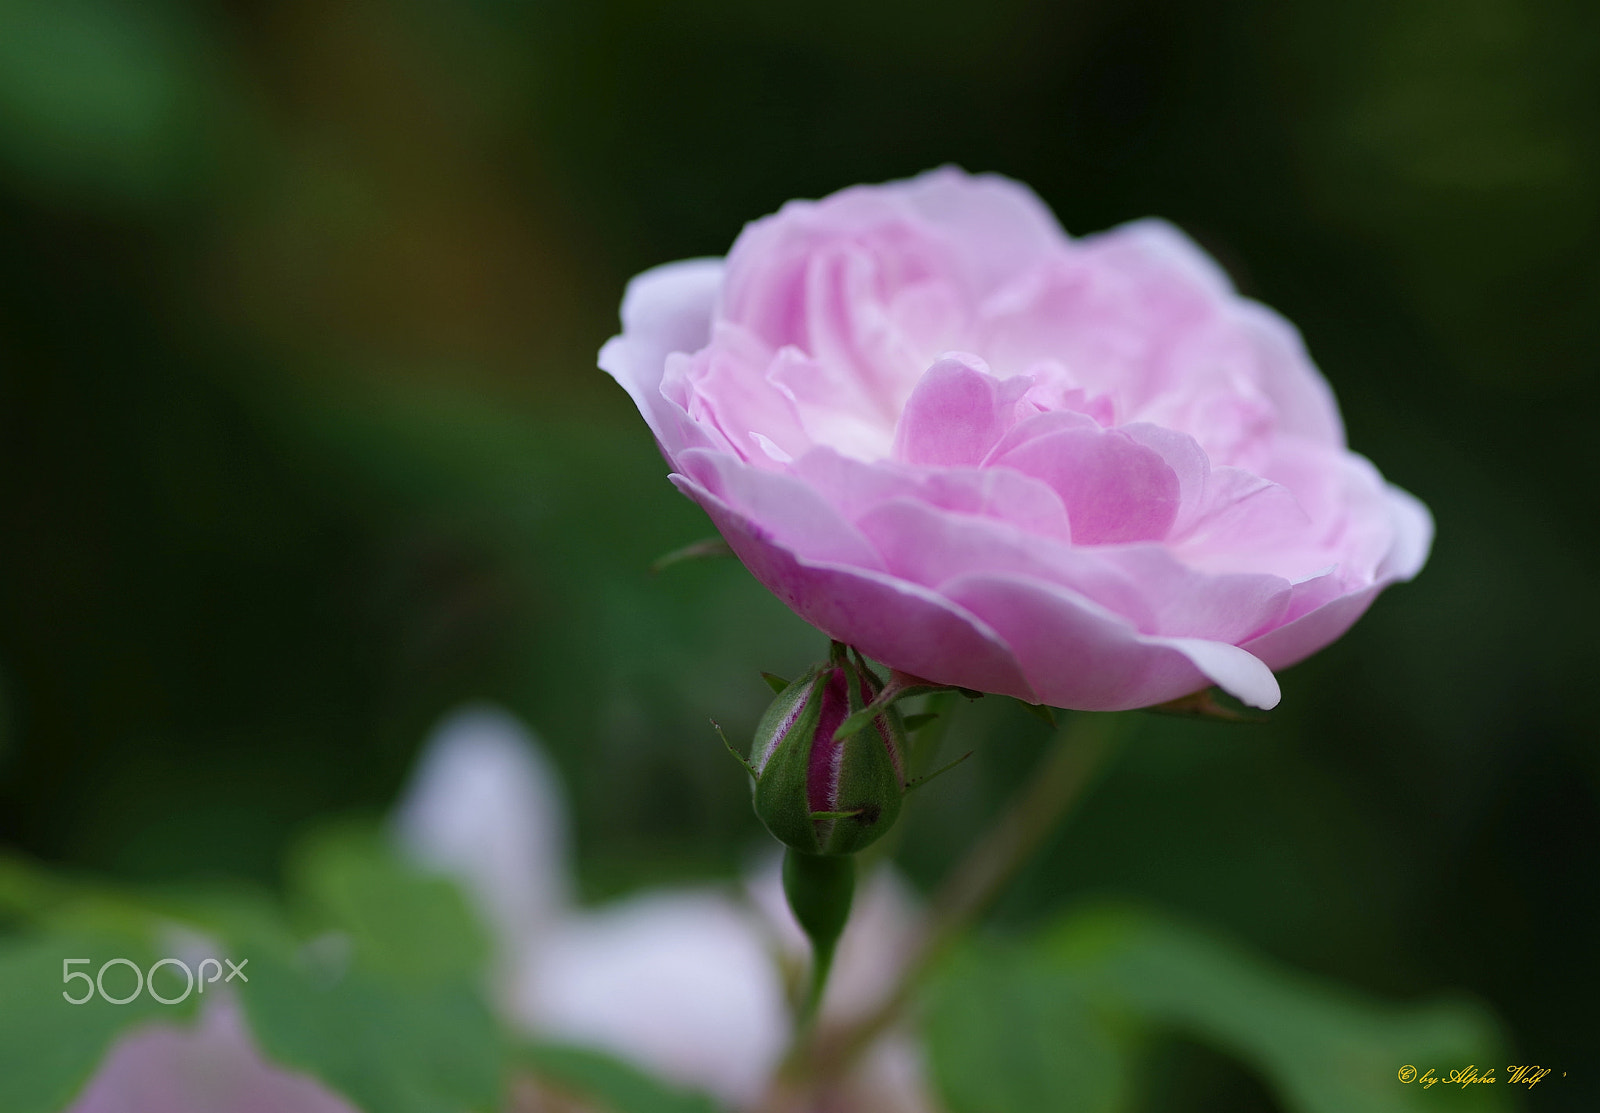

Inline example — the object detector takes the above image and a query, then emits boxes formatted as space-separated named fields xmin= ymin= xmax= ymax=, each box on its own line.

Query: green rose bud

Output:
xmin=748 ymin=644 xmax=908 ymax=857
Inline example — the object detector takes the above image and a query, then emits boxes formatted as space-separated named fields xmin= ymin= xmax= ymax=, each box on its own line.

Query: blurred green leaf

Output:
xmin=286 ymin=822 xmax=492 ymax=986
xmin=927 ymin=904 xmax=1513 ymax=1113
xmin=522 ymin=1042 xmax=726 ymax=1113
xmin=228 ymin=821 xmax=505 ymax=1113
xmin=0 ymin=927 xmax=198 ymax=1113
xmin=0 ymin=852 xmax=64 ymax=926
xmin=0 ymin=0 xmax=211 ymax=203
xmin=242 ymin=949 xmax=504 ymax=1113
xmin=1044 ymin=904 xmax=1514 ymax=1113
xmin=925 ymin=940 xmax=1131 ymax=1113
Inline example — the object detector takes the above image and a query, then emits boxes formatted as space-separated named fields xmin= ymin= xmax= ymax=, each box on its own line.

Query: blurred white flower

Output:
xmin=390 ymin=703 xmax=571 ymax=984
xmin=391 ymin=703 xmax=942 ymax=1113
xmin=520 ymin=887 xmax=787 ymax=1104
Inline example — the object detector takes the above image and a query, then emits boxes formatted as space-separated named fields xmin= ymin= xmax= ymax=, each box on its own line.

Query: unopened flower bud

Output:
xmin=748 ymin=645 xmax=908 ymax=857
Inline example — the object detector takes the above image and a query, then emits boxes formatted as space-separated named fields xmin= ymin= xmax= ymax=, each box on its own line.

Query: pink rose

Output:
xmin=601 ymin=168 xmax=1431 ymax=711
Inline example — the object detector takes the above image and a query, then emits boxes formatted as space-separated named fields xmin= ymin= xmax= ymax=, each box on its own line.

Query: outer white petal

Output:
xmin=1156 ymin=636 xmax=1281 ymax=710
xmin=517 ymin=890 xmax=788 ymax=1108
xmin=391 ymin=704 xmax=572 ymax=955
xmin=599 ymin=259 xmax=725 ymax=457
xmin=1377 ymin=481 xmax=1434 ymax=583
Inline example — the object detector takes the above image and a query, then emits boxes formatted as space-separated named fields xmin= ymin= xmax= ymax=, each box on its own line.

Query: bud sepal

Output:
xmin=747 ymin=643 xmax=910 ymax=857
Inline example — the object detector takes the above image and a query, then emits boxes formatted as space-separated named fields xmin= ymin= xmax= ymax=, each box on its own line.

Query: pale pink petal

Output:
xmin=1244 ymin=483 xmax=1432 ymax=671
xmin=1241 ymin=581 xmax=1385 ymax=673
xmin=1172 ymin=466 xmax=1322 ymax=579
xmin=993 ymin=425 xmax=1181 ymax=544
xmin=675 ymin=448 xmax=885 ymax=570
xmin=1376 ymin=482 xmax=1434 ymax=583
xmin=598 ymin=259 xmax=727 ymax=458
xmin=891 ymin=166 xmax=1070 ymax=291
xmin=890 ymin=354 xmax=1033 ymax=467
xmin=980 ymin=407 xmax=1103 ymax=464
xmin=853 ymin=498 xmax=1156 ymax=631
xmin=672 ymin=325 xmax=813 ymax=466
xmin=768 ymin=334 xmax=900 ymax=460
xmin=1160 ymin=636 xmax=1282 ymax=710
xmin=673 ymin=474 xmax=1036 ymax=700
xmin=1094 ymin=546 xmax=1293 ymax=644
xmin=68 ymin=1000 xmax=357 ymax=1113
xmin=1118 ymin=422 xmax=1211 ymax=531
xmin=1233 ymin=299 xmax=1345 ymax=448
xmin=943 ymin=571 xmax=1278 ymax=709
xmin=794 ymin=447 xmax=1074 ymax=541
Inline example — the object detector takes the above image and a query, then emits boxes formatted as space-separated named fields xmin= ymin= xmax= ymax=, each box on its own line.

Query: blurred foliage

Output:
xmin=928 ymin=903 xmax=1512 ymax=1113
xmin=0 ymin=830 xmax=1521 ymax=1113
xmin=0 ymin=835 xmax=727 ymax=1113
xmin=0 ymin=0 xmax=1594 ymax=1108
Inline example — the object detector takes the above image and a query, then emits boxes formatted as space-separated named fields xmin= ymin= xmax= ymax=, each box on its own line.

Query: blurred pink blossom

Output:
xmin=65 ymin=998 xmax=357 ymax=1113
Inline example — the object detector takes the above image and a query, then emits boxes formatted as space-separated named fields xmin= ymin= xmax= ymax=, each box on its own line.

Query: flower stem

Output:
xmin=810 ymin=709 xmax=1120 ymax=1080
xmin=781 ymin=848 xmax=855 ymax=1030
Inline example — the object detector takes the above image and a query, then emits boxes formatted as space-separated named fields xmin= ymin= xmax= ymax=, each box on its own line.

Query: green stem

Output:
xmin=780 ymin=849 xmax=855 ymax=1032
xmin=810 ymin=709 xmax=1121 ymax=1079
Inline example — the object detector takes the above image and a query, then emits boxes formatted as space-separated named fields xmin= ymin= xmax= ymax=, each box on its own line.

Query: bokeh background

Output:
xmin=0 ymin=0 xmax=1595 ymax=1107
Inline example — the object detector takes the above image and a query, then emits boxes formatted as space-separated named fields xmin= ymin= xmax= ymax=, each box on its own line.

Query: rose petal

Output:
xmin=893 ymin=166 xmax=1070 ymax=292
xmin=1377 ymin=482 xmax=1435 ymax=583
xmin=794 ymin=447 xmax=1073 ymax=540
xmin=943 ymin=570 xmax=1280 ymax=710
xmin=674 ymin=474 xmax=1035 ymax=700
xmin=1233 ymin=299 xmax=1345 ymax=448
xmin=1095 ymin=546 xmax=1293 ymax=644
xmin=599 ymin=259 xmax=726 ymax=458
xmin=993 ymin=426 xmax=1181 ymax=544
xmin=890 ymin=354 xmax=1033 ymax=467
xmin=672 ymin=324 xmax=812 ymax=467
xmin=854 ymin=498 xmax=1156 ymax=630
xmin=1244 ymin=482 xmax=1433 ymax=670
xmin=392 ymin=705 xmax=572 ymax=953
xmin=1118 ymin=422 xmax=1211 ymax=532
xmin=1172 ymin=466 xmax=1321 ymax=578
xmin=676 ymin=448 xmax=885 ymax=570
xmin=769 ymin=335 xmax=899 ymax=460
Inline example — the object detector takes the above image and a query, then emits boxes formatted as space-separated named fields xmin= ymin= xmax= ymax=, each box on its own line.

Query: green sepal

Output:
xmin=818 ymin=700 xmax=907 ymax=856
xmin=760 ymin=672 xmax=790 ymax=695
xmin=1146 ymin=687 xmax=1267 ymax=723
xmin=649 ymin=536 xmax=733 ymax=574
xmin=750 ymin=668 xmax=827 ymax=854
xmin=902 ymin=712 xmax=940 ymax=732
xmin=832 ymin=679 xmax=948 ymax=741
xmin=1021 ymin=702 xmax=1058 ymax=728
xmin=711 ymin=719 xmax=757 ymax=780
xmin=906 ymin=749 xmax=974 ymax=791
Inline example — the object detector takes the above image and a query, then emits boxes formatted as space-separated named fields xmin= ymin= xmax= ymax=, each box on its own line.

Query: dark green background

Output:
xmin=0 ymin=0 xmax=1594 ymax=1108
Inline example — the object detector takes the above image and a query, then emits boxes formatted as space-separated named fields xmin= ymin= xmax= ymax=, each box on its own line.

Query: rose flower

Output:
xmin=601 ymin=168 xmax=1431 ymax=711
